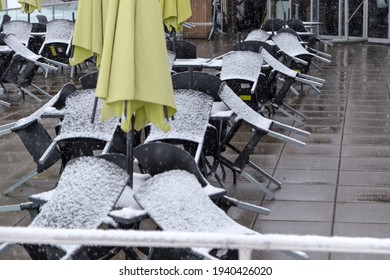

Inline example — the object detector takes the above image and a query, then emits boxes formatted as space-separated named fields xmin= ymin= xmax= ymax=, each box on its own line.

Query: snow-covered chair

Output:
xmin=1 ymin=83 xmax=76 ymax=195
xmin=272 ymin=31 xmax=331 ymax=74
xmin=38 ymin=19 xmax=75 ymax=77
xmin=38 ymin=89 xmax=120 ymax=170
xmin=2 ymin=20 xmax=32 ymax=47
xmin=217 ymin=82 xmax=310 ymax=200
xmin=220 ymin=50 xmax=264 ymax=110
xmin=0 ymin=154 xmax=130 ymax=260
xmin=1 ymin=34 xmax=58 ymax=102
xmin=258 ymin=47 xmax=325 ymax=122
xmin=130 ymin=142 xmax=307 ymax=260
xmin=245 ymin=29 xmax=270 ymax=42
xmin=144 ymin=87 xmax=214 ymax=164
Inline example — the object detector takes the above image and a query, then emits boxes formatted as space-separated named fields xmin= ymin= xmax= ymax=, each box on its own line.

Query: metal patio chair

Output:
xmin=130 ymin=142 xmax=307 ymax=260
xmin=1 ymin=33 xmax=58 ymax=102
xmin=272 ymin=31 xmax=331 ymax=74
xmin=38 ymin=89 xmax=120 ymax=171
xmin=2 ymin=20 xmax=32 ymax=47
xmin=0 ymin=154 xmax=130 ymax=260
xmin=257 ymin=47 xmax=325 ymax=122
xmin=38 ymin=19 xmax=75 ymax=77
xmin=216 ymin=82 xmax=310 ymax=200
xmin=0 ymin=83 xmax=77 ymax=195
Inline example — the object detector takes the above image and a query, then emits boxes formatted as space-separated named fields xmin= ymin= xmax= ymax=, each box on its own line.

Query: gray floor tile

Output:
xmin=341 ymin=145 xmax=390 ymax=158
xmin=337 ymin=186 xmax=390 ymax=203
xmin=339 ymin=170 xmax=390 ymax=186
xmin=273 ymin=169 xmax=338 ymax=185
xmin=340 ymin=157 xmax=390 ymax=171
xmin=277 ymin=156 xmax=339 ymax=170
xmin=265 ymin=183 xmax=336 ymax=202
xmin=260 ymin=201 xmax=334 ymax=222
xmin=335 ymin=202 xmax=390 ymax=223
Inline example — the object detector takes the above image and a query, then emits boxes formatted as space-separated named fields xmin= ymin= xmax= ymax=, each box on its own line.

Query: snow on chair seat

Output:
xmin=217 ymin=82 xmax=310 ymax=200
xmin=2 ymin=34 xmax=58 ymax=102
xmin=272 ymin=31 xmax=331 ymax=65
xmin=220 ymin=50 xmax=264 ymax=110
xmin=245 ymin=29 xmax=270 ymax=42
xmin=145 ymin=89 xmax=214 ymax=163
xmin=134 ymin=169 xmax=254 ymax=259
xmin=1 ymin=83 xmax=77 ymax=195
xmin=134 ymin=167 xmax=308 ymax=260
xmin=24 ymin=155 xmax=129 ymax=259
xmin=38 ymin=90 xmax=120 ymax=168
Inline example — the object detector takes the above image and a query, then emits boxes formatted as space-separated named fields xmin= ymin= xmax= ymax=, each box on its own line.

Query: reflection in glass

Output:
xmin=368 ymin=0 xmax=388 ymax=38
xmin=319 ymin=0 xmax=339 ymax=36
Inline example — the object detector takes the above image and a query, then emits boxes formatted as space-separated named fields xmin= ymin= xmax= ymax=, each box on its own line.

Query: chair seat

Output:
xmin=55 ymin=90 xmax=119 ymax=142
xmin=145 ymin=89 xmax=214 ymax=162
xmin=29 ymin=156 xmax=129 ymax=258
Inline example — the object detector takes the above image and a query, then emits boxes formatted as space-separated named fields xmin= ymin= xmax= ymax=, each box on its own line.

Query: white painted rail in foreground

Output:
xmin=1 ymin=227 xmax=390 ymax=259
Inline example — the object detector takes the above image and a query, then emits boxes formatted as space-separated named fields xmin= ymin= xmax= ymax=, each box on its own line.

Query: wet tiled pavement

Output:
xmin=1 ymin=35 xmax=390 ymax=260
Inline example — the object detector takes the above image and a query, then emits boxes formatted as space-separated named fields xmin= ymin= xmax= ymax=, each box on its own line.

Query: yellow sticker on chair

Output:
xmin=240 ymin=95 xmax=252 ymax=101
xmin=49 ymin=45 xmax=57 ymax=56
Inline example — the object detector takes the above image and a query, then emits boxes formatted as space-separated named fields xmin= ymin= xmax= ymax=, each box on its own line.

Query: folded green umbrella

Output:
xmin=18 ymin=0 xmax=42 ymax=14
xmin=160 ymin=0 xmax=192 ymax=31
xmin=70 ymin=0 xmax=109 ymax=67
xmin=96 ymin=0 xmax=176 ymax=133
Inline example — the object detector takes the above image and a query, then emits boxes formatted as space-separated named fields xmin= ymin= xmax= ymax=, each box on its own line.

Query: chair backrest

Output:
xmin=245 ymin=29 xmax=270 ymax=42
xmin=3 ymin=20 xmax=33 ymax=46
xmin=0 ymin=14 xmax=11 ymax=32
xmin=31 ymin=22 xmax=46 ymax=33
xmin=220 ymin=51 xmax=263 ymax=83
xmin=134 ymin=142 xmax=209 ymax=187
xmin=36 ymin=15 xmax=48 ymax=24
xmin=144 ymin=88 xmax=214 ymax=163
xmin=277 ymin=27 xmax=299 ymax=37
xmin=166 ymin=40 xmax=197 ymax=59
xmin=233 ymin=40 xmax=264 ymax=52
xmin=79 ymin=71 xmax=99 ymax=89
xmin=38 ymin=19 xmax=75 ymax=55
xmin=260 ymin=18 xmax=286 ymax=32
xmin=286 ymin=18 xmax=308 ymax=32
xmin=3 ymin=34 xmax=41 ymax=62
xmin=171 ymin=71 xmax=221 ymax=101
xmin=259 ymin=47 xmax=298 ymax=78
xmin=218 ymin=82 xmax=272 ymax=132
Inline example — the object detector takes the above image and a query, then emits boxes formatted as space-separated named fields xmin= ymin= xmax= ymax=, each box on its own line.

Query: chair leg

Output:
xmin=247 ymin=160 xmax=282 ymax=189
xmin=3 ymin=170 xmax=38 ymax=195
xmin=240 ymin=170 xmax=276 ymax=200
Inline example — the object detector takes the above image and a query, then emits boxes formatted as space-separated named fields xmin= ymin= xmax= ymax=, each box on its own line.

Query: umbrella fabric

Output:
xmin=18 ymin=0 xmax=42 ymax=14
xmin=96 ymin=0 xmax=176 ymax=133
xmin=160 ymin=0 xmax=192 ymax=32
xmin=70 ymin=0 xmax=109 ymax=67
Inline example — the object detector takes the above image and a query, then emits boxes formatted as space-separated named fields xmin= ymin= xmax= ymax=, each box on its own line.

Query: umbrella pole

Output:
xmin=90 ymin=97 xmax=99 ymax=123
xmin=126 ymin=114 xmax=135 ymax=188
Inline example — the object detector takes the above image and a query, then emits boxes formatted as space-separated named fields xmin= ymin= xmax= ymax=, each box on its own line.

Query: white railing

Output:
xmin=1 ymin=226 xmax=390 ymax=259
